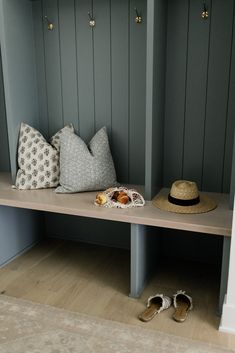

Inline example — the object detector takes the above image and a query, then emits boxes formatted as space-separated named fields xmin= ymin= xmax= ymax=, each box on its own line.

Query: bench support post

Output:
xmin=219 ymin=236 xmax=231 ymax=315
xmin=130 ymin=224 xmax=158 ymax=298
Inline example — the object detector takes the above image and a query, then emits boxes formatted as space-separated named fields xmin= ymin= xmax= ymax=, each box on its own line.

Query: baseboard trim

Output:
xmin=219 ymin=295 xmax=235 ymax=334
xmin=219 ymin=325 xmax=235 ymax=335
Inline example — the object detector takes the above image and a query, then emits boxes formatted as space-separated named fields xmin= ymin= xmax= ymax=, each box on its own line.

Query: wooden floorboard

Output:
xmin=0 ymin=239 xmax=235 ymax=349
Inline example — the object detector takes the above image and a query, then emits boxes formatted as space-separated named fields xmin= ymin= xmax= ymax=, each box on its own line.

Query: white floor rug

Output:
xmin=0 ymin=295 xmax=233 ymax=353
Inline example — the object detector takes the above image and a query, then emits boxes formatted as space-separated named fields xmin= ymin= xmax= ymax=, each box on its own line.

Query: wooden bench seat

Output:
xmin=0 ymin=172 xmax=232 ymax=307
xmin=0 ymin=173 xmax=232 ymax=237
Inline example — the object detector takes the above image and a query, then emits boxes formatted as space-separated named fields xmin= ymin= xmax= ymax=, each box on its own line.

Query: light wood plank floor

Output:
xmin=0 ymin=239 xmax=235 ymax=350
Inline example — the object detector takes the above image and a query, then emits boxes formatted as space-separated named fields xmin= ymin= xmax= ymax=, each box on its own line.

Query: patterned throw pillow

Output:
xmin=15 ymin=123 xmax=74 ymax=190
xmin=55 ymin=127 xmax=118 ymax=193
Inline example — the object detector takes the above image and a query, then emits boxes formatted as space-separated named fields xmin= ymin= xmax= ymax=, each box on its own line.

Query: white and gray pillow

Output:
xmin=56 ymin=127 xmax=118 ymax=193
xmin=15 ymin=123 xmax=74 ymax=190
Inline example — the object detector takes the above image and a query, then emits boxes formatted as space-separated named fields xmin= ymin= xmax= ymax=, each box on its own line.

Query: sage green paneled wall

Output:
xmin=0 ymin=0 xmax=40 ymax=179
xmin=0 ymin=51 xmax=10 ymax=172
xmin=164 ymin=0 xmax=235 ymax=193
xmin=32 ymin=0 xmax=146 ymax=185
xmin=145 ymin=0 xmax=167 ymax=200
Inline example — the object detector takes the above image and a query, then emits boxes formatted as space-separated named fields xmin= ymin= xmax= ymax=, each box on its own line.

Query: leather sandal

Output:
xmin=138 ymin=294 xmax=172 ymax=322
xmin=173 ymin=290 xmax=193 ymax=322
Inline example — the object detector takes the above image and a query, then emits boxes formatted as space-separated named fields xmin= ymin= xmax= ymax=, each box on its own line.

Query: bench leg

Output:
xmin=219 ymin=236 xmax=231 ymax=315
xmin=130 ymin=224 xmax=158 ymax=298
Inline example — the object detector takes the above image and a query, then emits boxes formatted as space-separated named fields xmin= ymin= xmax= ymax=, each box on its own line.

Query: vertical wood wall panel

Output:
xmin=33 ymin=1 xmax=49 ymax=138
xmin=93 ymin=0 xmax=112 ymax=132
xmin=0 ymin=52 xmax=10 ymax=172
xmin=58 ymin=0 xmax=79 ymax=131
xmin=183 ymin=0 xmax=211 ymax=187
xmin=202 ymin=0 xmax=234 ymax=191
xmin=150 ymin=0 xmax=167 ymax=198
xmin=223 ymin=3 xmax=235 ymax=194
xmin=163 ymin=0 xmax=189 ymax=187
xmin=32 ymin=0 xmax=235 ymax=192
xmin=145 ymin=0 xmax=157 ymax=198
xmin=230 ymin=138 xmax=235 ymax=208
xmin=145 ymin=0 xmax=167 ymax=199
xmin=110 ymin=0 xmax=129 ymax=183
xmin=75 ymin=0 xmax=95 ymax=142
xmin=43 ymin=0 xmax=63 ymax=136
xmin=0 ymin=0 xmax=39 ymax=179
xmin=163 ymin=0 xmax=235 ymax=193
xmin=129 ymin=0 xmax=146 ymax=184
xmin=35 ymin=0 xmax=147 ymax=184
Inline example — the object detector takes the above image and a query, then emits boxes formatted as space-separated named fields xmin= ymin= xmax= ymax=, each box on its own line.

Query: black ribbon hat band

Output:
xmin=168 ymin=194 xmax=200 ymax=207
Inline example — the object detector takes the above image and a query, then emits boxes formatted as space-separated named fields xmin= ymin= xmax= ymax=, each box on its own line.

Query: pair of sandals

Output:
xmin=139 ymin=290 xmax=193 ymax=323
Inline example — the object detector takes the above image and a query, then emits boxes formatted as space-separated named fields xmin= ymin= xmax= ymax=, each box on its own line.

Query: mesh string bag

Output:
xmin=94 ymin=187 xmax=145 ymax=209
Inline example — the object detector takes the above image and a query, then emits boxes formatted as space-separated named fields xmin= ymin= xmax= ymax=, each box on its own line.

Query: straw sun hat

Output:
xmin=153 ymin=180 xmax=217 ymax=214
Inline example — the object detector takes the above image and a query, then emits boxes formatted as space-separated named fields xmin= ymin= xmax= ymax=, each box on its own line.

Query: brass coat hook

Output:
xmin=201 ymin=1 xmax=209 ymax=19
xmin=134 ymin=8 xmax=142 ymax=24
xmin=44 ymin=15 xmax=54 ymax=30
xmin=88 ymin=12 xmax=96 ymax=27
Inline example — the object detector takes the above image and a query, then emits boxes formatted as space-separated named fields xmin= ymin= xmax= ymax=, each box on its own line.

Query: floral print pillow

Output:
xmin=15 ymin=123 xmax=74 ymax=190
